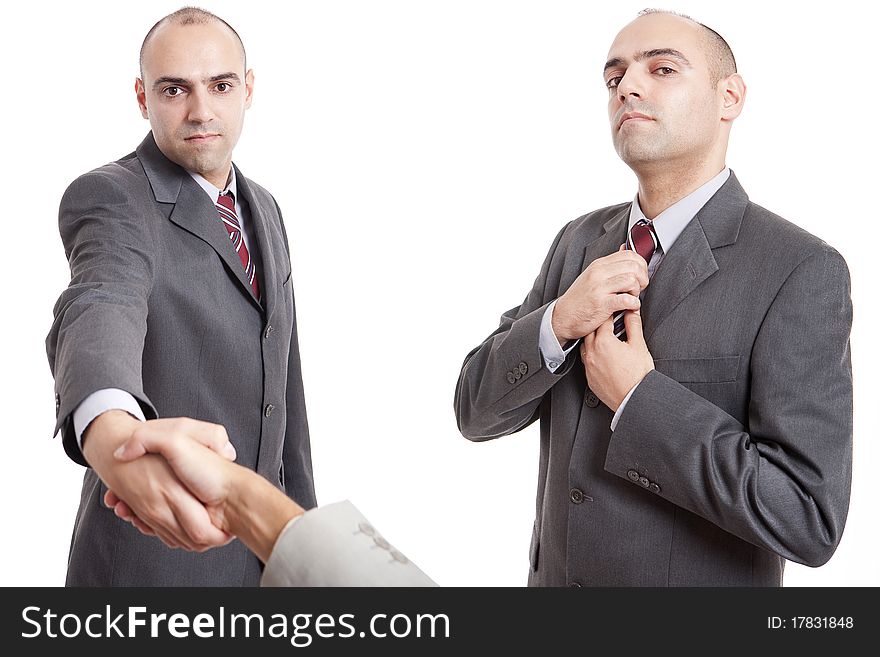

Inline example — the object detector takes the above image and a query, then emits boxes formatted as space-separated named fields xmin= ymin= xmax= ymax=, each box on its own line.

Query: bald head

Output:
xmin=636 ymin=9 xmax=736 ymax=85
xmin=140 ymin=7 xmax=246 ymax=78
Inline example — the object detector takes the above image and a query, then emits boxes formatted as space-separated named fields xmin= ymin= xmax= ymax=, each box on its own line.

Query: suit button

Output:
xmin=264 ymin=404 xmax=275 ymax=417
xmin=55 ymin=393 xmax=61 ymax=412
xmin=514 ymin=369 xmax=523 ymax=380
xmin=507 ymin=372 xmax=516 ymax=384
xmin=638 ymin=476 xmax=650 ymax=488
xmin=649 ymin=483 xmax=661 ymax=494
xmin=585 ymin=392 xmax=599 ymax=408
xmin=569 ymin=582 xmax=582 ymax=588
xmin=627 ymin=470 xmax=640 ymax=482
xmin=570 ymin=488 xmax=584 ymax=504
xmin=518 ymin=362 xmax=528 ymax=375
xmin=265 ymin=324 xmax=274 ymax=339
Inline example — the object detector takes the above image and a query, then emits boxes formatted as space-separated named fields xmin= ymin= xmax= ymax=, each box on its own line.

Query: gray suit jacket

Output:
xmin=261 ymin=502 xmax=435 ymax=587
xmin=455 ymin=172 xmax=853 ymax=586
xmin=47 ymin=133 xmax=317 ymax=586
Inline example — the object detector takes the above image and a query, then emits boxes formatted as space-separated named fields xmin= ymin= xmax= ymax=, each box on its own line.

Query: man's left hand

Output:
xmin=581 ymin=310 xmax=654 ymax=411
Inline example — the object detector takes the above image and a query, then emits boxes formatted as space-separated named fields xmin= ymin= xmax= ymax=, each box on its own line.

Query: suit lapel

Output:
xmin=640 ymin=171 xmax=749 ymax=342
xmin=137 ymin=133 xmax=263 ymax=309
xmin=573 ymin=205 xmax=630 ymax=280
xmin=235 ymin=169 xmax=278 ymax=319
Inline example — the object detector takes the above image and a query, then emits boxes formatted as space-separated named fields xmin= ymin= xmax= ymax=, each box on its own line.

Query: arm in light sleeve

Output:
xmin=261 ymin=501 xmax=436 ymax=587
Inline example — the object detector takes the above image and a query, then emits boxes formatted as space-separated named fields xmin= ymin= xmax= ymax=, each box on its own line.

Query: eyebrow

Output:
xmin=603 ymin=48 xmax=692 ymax=74
xmin=152 ymin=72 xmax=241 ymax=90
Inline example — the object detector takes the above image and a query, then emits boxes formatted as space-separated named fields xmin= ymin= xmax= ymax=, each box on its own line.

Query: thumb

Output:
xmin=623 ymin=310 xmax=646 ymax=346
xmin=113 ymin=437 xmax=148 ymax=462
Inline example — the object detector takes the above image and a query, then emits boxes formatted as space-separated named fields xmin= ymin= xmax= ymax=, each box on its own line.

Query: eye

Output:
xmin=655 ymin=66 xmax=676 ymax=76
xmin=606 ymin=76 xmax=622 ymax=89
xmin=163 ymin=86 xmax=183 ymax=97
xmin=215 ymin=82 xmax=232 ymax=93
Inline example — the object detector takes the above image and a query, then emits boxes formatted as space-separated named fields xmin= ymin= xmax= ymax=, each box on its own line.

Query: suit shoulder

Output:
xmin=62 ymin=151 xmax=148 ymax=204
xmin=742 ymin=201 xmax=847 ymax=273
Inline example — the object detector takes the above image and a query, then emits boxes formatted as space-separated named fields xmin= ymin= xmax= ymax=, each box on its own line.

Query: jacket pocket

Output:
xmin=653 ymin=355 xmax=740 ymax=383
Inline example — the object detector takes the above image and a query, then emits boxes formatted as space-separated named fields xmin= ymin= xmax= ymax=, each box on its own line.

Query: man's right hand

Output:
xmin=551 ymin=248 xmax=649 ymax=344
xmin=82 ymin=411 xmax=236 ymax=552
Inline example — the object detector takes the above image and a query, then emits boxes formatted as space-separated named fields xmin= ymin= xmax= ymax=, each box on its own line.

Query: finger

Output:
xmin=607 ymin=293 xmax=641 ymax=315
xmin=166 ymin=485 xmax=233 ymax=549
xmin=598 ymin=315 xmax=615 ymax=337
xmin=113 ymin=437 xmax=149 ymax=462
xmin=623 ymin=310 xmax=646 ymax=346
xmin=113 ymin=500 xmax=136 ymax=522
xmin=104 ymin=489 xmax=121 ymax=508
xmin=144 ymin=522 xmax=184 ymax=550
xmin=176 ymin=419 xmax=237 ymax=461
xmin=118 ymin=421 xmax=236 ymax=463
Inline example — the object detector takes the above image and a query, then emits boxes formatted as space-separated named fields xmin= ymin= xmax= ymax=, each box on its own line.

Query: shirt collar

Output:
xmin=628 ymin=167 xmax=730 ymax=254
xmin=188 ymin=166 xmax=238 ymax=202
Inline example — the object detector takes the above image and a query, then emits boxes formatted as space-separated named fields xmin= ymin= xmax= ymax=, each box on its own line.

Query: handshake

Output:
xmin=80 ymin=412 xmax=435 ymax=586
xmin=82 ymin=412 xmax=303 ymax=562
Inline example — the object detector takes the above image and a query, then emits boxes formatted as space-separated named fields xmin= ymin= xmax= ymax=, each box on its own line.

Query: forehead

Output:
xmin=606 ymin=14 xmax=705 ymax=63
xmin=141 ymin=22 xmax=244 ymax=79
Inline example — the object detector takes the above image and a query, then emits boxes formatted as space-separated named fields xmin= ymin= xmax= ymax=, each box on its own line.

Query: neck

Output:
xmin=633 ymin=157 xmax=725 ymax=220
xmin=202 ymin=164 xmax=233 ymax=190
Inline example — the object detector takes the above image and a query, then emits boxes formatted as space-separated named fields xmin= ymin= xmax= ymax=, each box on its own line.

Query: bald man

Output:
xmin=455 ymin=10 xmax=852 ymax=586
xmin=46 ymin=7 xmax=316 ymax=585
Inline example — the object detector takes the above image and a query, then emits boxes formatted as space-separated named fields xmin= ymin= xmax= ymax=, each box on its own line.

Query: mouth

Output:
xmin=184 ymin=133 xmax=221 ymax=143
xmin=617 ymin=112 xmax=653 ymax=129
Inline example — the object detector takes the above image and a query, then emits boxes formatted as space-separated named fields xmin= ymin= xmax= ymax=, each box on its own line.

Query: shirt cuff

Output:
xmin=73 ymin=388 xmax=147 ymax=449
xmin=610 ymin=382 xmax=640 ymax=431
xmin=539 ymin=300 xmax=580 ymax=372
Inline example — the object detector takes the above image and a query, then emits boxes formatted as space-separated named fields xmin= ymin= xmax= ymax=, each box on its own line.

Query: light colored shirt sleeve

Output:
xmin=610 ymin=382 xmax=640 ymax=431
xmin=73 ymin=388 xmax=146 ymax=449
xmin=261 ymin=501 xmax=437 ymax=587
xmin=539 ymin=300 xmax=580 ymax=373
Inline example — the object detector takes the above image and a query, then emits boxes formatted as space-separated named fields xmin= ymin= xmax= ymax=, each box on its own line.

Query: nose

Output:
xmin=186 ymin=88 xmax=215 ymax=124
xmin=616 ymin=70 xmax=643 ymax=104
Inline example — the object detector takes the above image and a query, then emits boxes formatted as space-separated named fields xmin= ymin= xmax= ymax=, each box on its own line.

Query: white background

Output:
xmin=0 ymin=0 xmax=877 ymax=587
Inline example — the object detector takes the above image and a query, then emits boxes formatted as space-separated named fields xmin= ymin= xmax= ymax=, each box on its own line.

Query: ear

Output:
xmin=244 ymin=69 xmax=255 ymax=110
xmin=719 ymin=73 xmax=746 ymax=122
xmin=135 ymin=78 xmax=149 ymax=119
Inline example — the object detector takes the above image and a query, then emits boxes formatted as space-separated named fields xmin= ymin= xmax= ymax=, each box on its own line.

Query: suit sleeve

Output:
xmin=606 ymin=245 xmax=853 ymax=567
xmin=46 ymin=171 xmax=158 ymax=466
xmin=455 ymin=223 xmax=577 ymax=440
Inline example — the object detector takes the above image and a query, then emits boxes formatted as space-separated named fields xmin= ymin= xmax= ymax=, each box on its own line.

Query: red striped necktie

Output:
xmin=216 ymin=191 xmax=260 ymax=301
xmin=613 ymin=219 xmax=658 ymax=340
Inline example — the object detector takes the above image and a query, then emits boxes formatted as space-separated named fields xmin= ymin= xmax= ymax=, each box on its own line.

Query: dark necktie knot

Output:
xmin=629 ymin=219 xmax=658 ymax=263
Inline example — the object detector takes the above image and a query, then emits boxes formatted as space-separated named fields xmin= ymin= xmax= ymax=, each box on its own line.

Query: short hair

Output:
xmin=637 ymin=8 xmax=737 ymax=84
xmin=139 ymin=7 xmax=247 ymax=78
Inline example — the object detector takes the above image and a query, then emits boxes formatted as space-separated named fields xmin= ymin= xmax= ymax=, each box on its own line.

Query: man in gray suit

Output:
xmin=455 ymin=10 xmax=853 ymax=586
xmin=46 ymin=7 xmax=316 ymax=585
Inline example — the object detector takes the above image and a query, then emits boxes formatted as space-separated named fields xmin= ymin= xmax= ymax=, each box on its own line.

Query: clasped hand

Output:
xmin=83 ymin=412 xmax=240 ymax=551
xmin=552 ymin=247 xmax=655 ymax=410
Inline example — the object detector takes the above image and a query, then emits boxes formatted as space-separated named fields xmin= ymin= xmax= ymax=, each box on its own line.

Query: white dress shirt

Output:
xmin=538 ymin=168 xmax=731 ymax=429
xmin=72 ymin=167 xmax=255 ymax=448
